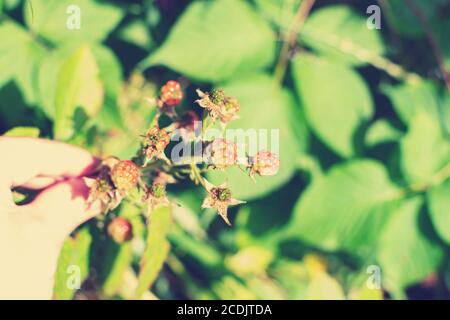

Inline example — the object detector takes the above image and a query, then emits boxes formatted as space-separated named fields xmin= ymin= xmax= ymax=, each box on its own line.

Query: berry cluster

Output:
xmin=87 ymin=80 xmax=280 ymax=239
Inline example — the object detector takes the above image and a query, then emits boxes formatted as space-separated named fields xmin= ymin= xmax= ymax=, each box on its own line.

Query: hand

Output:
xmin=0 ymin=137 xmax=99 ymax=299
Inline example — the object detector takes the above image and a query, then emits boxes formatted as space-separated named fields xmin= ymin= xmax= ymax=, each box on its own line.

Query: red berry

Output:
xmin=160 ymin=80 xmax=183 ymax=107
xmin=251 ymin=151 xmax=280 ymax=176
xmin=111 ymin=160 xmax=140 ymax=191
xmin=206 ymin=139 xmax=237 ymax=169
xmin=108 ymin=217 xmax=133 ymax=243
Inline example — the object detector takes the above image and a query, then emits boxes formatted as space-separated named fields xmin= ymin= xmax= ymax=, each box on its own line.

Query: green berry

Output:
xmin=210 ymin=89 xmax=225 ymax=105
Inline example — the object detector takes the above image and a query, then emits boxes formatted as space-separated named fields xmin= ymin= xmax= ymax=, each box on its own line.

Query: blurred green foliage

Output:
xmin=1 ymin=0 xmax=450 ymax=300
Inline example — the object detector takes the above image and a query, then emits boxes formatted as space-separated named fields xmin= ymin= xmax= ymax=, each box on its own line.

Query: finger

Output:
xmin=19 ymin=177 xmax=58 ymax=190
xmin=0 ymin=185 xmax=15 ymax=211
xmin=0 ymin=137 xmax=99 ymax=188
xmin=22 ymin=178 xmax=100 ymax=237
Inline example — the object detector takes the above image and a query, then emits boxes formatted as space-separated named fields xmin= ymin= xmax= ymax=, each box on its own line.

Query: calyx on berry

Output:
xmin=87 ymin=157 xmax=123 ymax=213
xmin=143 ymin=183 xmax=170 ymax=214
xmin=210 ymin=89 xmax=225 ymax=105
xmin=201 ymin=180 xmax=245 ymax=226
xmin=195 ymin=89 xmax=240 ymax=125
xmin=142 ymin=126 xmax=171 ymax=164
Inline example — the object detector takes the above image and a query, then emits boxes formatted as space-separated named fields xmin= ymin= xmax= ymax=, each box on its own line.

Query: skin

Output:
xmin=0 ymin=137 xmax=99 ymax=299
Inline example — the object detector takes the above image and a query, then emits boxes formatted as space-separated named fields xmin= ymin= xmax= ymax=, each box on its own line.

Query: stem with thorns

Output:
xmin=273 ymin=0 xmax=316 ymax=84
xmin=405 ymin=0 xmax=450 ymax=91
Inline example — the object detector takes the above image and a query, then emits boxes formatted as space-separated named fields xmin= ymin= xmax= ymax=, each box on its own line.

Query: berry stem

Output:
xmin=201 ymin=110 xmax=210 ymax=142
xmin=190 ymin=158 xmax=207 ymax=189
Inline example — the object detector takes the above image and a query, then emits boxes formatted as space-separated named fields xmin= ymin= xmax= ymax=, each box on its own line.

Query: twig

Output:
xmin=302 ymin=26 xmax=422 ymax=85
xmin=273 ymin=0 xmax=316 ymax=84
xmin=407 ymin=162 xmax=450 ymax=194
xmin=406 ymin=0 xmax=450 ymax=91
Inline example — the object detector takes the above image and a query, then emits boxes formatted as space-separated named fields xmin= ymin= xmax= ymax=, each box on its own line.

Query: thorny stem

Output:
xmin=273 ymin=0 xmax=316 ymax=84
xmin=301 ymin=26 xmax=422 ymax=85
xmin=405 ymin=0 xmax=450 ymax=92
xmin=201 ymin=110 xmax=210 ymax=142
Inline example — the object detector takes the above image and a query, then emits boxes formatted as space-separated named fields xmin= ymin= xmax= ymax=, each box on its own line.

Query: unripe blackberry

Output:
xmin=205 ymin=139 xmax=237 ymax=169
xmin=210 ymin=89 xmax=225 ymax=105
xmin=111 ymin=160 xmax=140 ymax=191
xmin=250 ymin=151 xmax=280 ymax=176
xmin=151 ymin=183 xmax=166 ymax=198
xmin=143 ymin=126 xmax=171 ymax=161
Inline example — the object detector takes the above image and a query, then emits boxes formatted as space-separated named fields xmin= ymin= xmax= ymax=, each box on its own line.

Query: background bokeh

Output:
xmin=1 ymin=0 xmax=450 ymax=300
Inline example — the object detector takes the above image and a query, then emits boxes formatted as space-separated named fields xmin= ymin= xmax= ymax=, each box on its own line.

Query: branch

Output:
xmin=273 ymin=0 xmax=316 ymax=84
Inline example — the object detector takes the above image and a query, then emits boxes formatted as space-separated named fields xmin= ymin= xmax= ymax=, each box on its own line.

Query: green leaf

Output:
xmin=349 ymin=286 xmax=383 ymax=300
xmin=5 ymin=0 xmax=21 ymax=10
xmin=168 ymin=225 xmax=222 ymax=269
xmin=91 ymin=45 xmax=124 ymax=130
xmin=400 ymin=111 xmax=450 ymax=184
xmin=208 ymin=74 xmax=304 ymax=200
xmin=135 ymin=205 xmax=172 ymax=299
xmin=37 ymin=46 xmax=74 ymax=118
xmin=378 ymin=197 xmax=443 ymax=291
xmin=140 ymin=0 xmax=275 ymax=82
xmin=305 ymin=273 xmax=345 ymax=300
xmin=100 ymin=204 xmax=141 ymax=297
xmin=37 ymin=44 xmax=122 ymax=126
xmin=292 ymin=54 xmax=373 ymax=157
xmin=254 ymin=0 xmax=301 ymax=31
xmin=118 ymin=20 xmax=153 ymax=49
xmin=3 ymin=126 xmax=40 ymax=137
xmin=381 ymin=81 xmax=440 ymax=125
xmin=53 ymin=227 xmax=92 ymax=300
xmin=225 ymin=246 xmax=273 ymax=276
xmin=365 ymin=119 xmax=402 ymax=147
xmin=233 ymin=178 xmax=304 ymax=249
xmin=54 ymin=44 xmax=104 ymax=140
xmin=0 ymin=21 xmax=25 ymax=87
xmin=427 ymin=180 xmax=450 ymax=244
xmin=0 ymin=20 xmax=47 ymax=104
xmin=287 ymin=160 xmax=401 ymax=256
xmin=440 ymin=93 xmax=450 ymax=137
xmin=24 ymin=0 xmax=123 ymax=45
xmin=302 ymin=5 xmax=385 ymax=66
xmin=101 ymin=242 xmax=133 ymax=297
